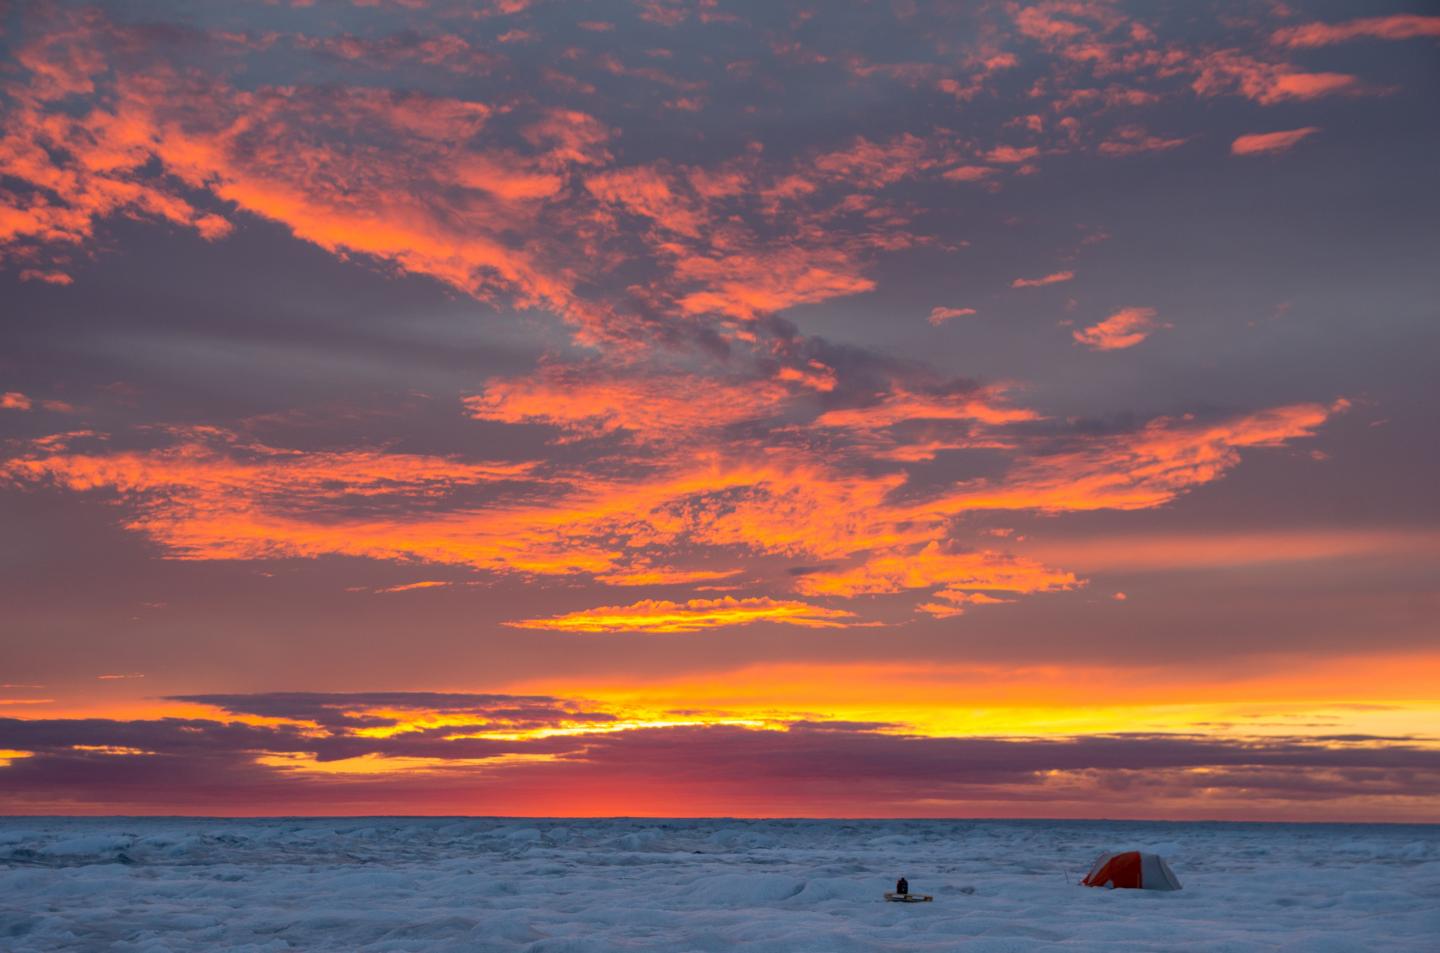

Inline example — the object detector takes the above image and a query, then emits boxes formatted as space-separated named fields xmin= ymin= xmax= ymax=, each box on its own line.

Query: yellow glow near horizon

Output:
xmin=510 ymin=652 xmax=1440 ymax=741
xmin=3 ymin=650 xmax=1435 ymax=787
xmin=255 ymin=751 xmax=584 ymax=775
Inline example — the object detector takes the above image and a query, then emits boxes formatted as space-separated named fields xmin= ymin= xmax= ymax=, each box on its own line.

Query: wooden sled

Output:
xmin=884 ymin=892 xmax=933 ymax=902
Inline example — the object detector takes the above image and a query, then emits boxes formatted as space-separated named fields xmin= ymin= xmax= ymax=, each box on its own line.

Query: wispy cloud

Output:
xmin=1096 ymin=126 xmax=1188 ymax=156
xmin=928 ymin=306 xmax=977 ymax=325
xmin=941 ymin=165 xmax=996 ymax=182
xmin=505 ymin=597 xmax=859 ymax=633
xmin=1272 ymin=15 xmax=1440 ymax=49
xmin=373 ymin=581 xmax=452 ymax=594
xmin=1231 ymin=127 xmax=1321 ymax=156
xmin=1011 ymin=271 xmax=1075 ymax=289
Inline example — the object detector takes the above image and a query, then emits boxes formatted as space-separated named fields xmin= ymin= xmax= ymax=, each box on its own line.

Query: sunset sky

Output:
xmin=2 ymin=0 xmax=1438 ymax=820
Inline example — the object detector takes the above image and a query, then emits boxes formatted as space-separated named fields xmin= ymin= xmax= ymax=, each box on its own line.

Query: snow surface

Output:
xmin=2 ymin=818 xmax=1437 ymax=952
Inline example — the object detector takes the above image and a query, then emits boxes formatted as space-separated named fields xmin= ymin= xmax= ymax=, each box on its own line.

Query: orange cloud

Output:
xmin=1266 ymin=72 xmax=1357 ymax=100
xmin=0 ymin=428 xmax=627 ymax=576
xmin=995 ymin=1 xmax=1393 ymax=127
xmin=0 ymin=14 xmax=861 ymax=348
xmin=0 ymin=9 xmax=1361 ymax=628
xmin=1189 ymin=51 xmax=1358 ymax=104
xmin=6 ymin=1 xmax=1392 ymax=366
xmin=941 ymin=165 xmax=996 ymax=182
xmin=3 ymin=9 xmax=954 ymax=351
xmin=814 ymin=386 xmax=1039 ymax=431
xmin=373 ymin=581 xmax=452 ymax=594
xmin=928 ymin=306 xmax=977 ymax=325
xmin=448 ymin=153 xmax=565 ymax=201
xmin=2 ymin=389 xmax=1343 ymax=627
xmin=1231 ymin=127 xmax=1321 ymax=156
xmin=1 ymin=421 xmax=905 ymax=595
xmin=18 ymin=269 xmax=74 ymax=285
xmin=505 ymin=596 xmax=858 ymax=633
xmin=465 ymin=365 xmax=790 ymax=443
xmin=0 ymin=392 xmax=74 ymax=412
xmin=0 ymin=37 xmax=590 ymax=328
xmin=918 ymin=591 xmax=1012 ymax=618
xmin=985 ymin=145 xmax=1040 ymax=164
xmin=1097 ymin=126 xmax=1188 ymax=156
xmin=673 ymin=248 xmax=876 ymax=321
xmin=595 ymin=567 xmax=741 ymax=587
xmin=1011 ymin=270 xmax=1074 ymax=288
xmin=930 ymin=402 xmax=1342 ymax=514
xmin=1272 ymin=15 xmax=1440 ymax=48
xmin=794 ymin=542 xmax=1076 ymax=600
xmin=1013 ymin=4 xmax=1106 ymax=42
xmin=811 ymin=135 xmax=935 ymax=189
xmin=1073 ymin=306 xmax=1163 ymax=350
xmin=585 ymin=165 xmax=705 ymax=238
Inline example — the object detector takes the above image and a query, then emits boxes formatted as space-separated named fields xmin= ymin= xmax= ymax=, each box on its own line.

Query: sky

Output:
xmin=1 ymin=0 xmax=1438 ymax=821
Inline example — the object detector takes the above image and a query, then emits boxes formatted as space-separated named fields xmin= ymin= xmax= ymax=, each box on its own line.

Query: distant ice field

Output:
xmin=2 ymin=818 xmax=1436 ymax=952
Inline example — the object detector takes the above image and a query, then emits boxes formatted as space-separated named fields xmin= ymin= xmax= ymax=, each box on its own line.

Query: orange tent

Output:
xmin=1081 ymin=851 xmax=1182 ymax=890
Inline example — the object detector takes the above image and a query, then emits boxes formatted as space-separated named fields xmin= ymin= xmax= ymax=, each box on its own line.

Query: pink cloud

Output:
xmin=0 ymin=392 xmax=72 ymax=412
xmin=928 ymin=306 xmax=977 ymax=325
xmin=1268 ymin=72 xmax=1357 ymax=101
xmin=1011 ymin=270 xmax=1074 ymax=288
xmin=1189 ymin=51 xmax=1359 ymax=104
xmin=585 ymin=165 xmax=705 ymax=237
xmin=1073 ymin=306 xmax=1165 ymax=350
xmin=941 ymin=165 xmax=996 ymax=182
xmin=1097 ymin=126 xmax=1189 ymax=156
xmin=1231 ymin=127 xmax=1321 ymax=156
xmin=811 ymin=134 xmax=933 ymax=188
xmin=985 ymin=145 xmax=1040 ymax=164
xmin=18 ymin=269 xmax=74 ymax=285
xmin=1273 ymin=15 xmax=1440 ymax=48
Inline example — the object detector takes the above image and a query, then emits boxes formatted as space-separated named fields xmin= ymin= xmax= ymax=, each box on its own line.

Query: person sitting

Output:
xmin=896 ymin=877 xmax=909 ymax=896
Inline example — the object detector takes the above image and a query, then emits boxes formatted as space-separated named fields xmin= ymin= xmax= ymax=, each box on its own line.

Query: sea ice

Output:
xmin=1 ymin=818 xmax=1435 ymax=951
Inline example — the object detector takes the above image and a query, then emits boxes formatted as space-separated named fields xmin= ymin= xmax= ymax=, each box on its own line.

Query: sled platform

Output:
xmin=884 ymin=892 xmax=933 ymax=902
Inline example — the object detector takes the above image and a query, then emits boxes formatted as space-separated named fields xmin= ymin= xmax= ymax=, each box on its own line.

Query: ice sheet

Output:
xmin=2 ymin=818 xmax=1436 ymax=951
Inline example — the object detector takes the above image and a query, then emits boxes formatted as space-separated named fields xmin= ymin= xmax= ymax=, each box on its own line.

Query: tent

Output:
xmin=1081 ymin=851 xmax=1182 ymax=890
